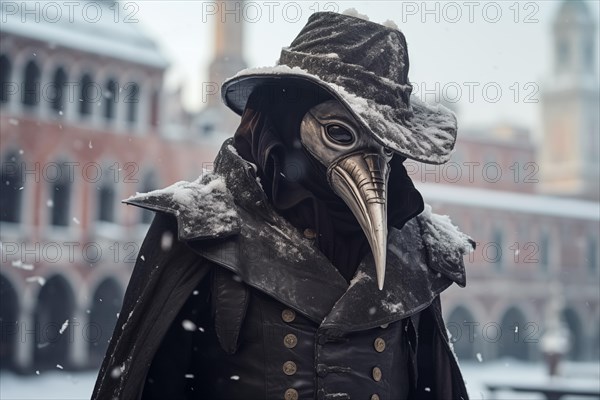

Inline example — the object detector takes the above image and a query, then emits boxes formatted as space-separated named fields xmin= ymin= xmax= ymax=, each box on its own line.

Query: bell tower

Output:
xmin=195 ymin=0 xmax=247 ymax=139
xmin=207 ymin=0 xmax=246 ymax=107
xmin=539 ymin=0 xmax=599 ymax=200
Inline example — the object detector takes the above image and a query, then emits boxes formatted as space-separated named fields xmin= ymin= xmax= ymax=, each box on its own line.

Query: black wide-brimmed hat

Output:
xmin=222 ymin=11 xmax=457 ymax=165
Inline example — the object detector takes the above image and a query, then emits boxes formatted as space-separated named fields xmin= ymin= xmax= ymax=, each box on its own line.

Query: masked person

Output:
xmin=92 ymin=11 xmax=474 ymax=400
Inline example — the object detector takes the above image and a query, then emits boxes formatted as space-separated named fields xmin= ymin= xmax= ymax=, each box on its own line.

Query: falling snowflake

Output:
xmin=476 ymin=353 xmax=483 ymax=362
xmin=56 ymin=364 xmax=63 ymax=370
xmin=230 ymin=375 xmax=240 ymax=381
xmin=59 ymin=319 xmax=69 ymax=334
xmin=73 ymin=217 xmax=80 ymax=224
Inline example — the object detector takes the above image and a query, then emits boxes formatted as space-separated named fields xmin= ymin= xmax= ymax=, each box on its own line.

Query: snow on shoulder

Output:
xmin=416 ymin=204 xmax=473 ymax=286
xmin=419 ymin=204 xmax=473 ymax=255
xmin=123 ymin=172 xmax=240 ymax=241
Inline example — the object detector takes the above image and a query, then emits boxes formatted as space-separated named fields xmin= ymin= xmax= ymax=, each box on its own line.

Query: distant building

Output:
xmin=0 ymin=1 xmax=214 ymax=372
xmin=539 ymin=0 xmax=600 ymax=200
xmin=1 ymin=0 xmax=598 ymax=375
xmin=425 ymin=0 xmax=600 ymax=363
xmin=193 ymin=0 xmax=246 ymax=147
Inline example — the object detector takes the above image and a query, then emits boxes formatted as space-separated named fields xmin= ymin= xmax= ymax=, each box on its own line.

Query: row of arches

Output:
xmin=2 ymin=272 xmax=598 ymax=370
xmin=445 ymin=304 xmax=597 ymax=362
xmin=0 ymin=151 xmax=160 ymax=225
xmin=0 ymin=273 xmax=123 ymax=371
xmin=0 ymin=53 xmax=160 ymax=128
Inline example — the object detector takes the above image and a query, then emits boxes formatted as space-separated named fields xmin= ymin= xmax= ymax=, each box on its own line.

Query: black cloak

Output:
xmin=91 ymin=139 xmax=473 ymax=400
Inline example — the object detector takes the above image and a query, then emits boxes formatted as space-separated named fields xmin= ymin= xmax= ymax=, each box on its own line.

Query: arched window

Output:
xmin=126 ymin=82 xmax=139 ymax=125
xmin=140 ymin=171 xmax=157 ymax=224
xmin=79 ymin=73 xmax=94 ymax=117
xmin=540 ymin=233 xmax=550 ymax=271
xmin=104 ymin=79 xmax=117 ymax=121
xmin=588 ymin=235 xmax=598 ymax=274
xmin=50 ymin=162 xmax=72 ymax=226
xmin=562 ymin=308 xmax=583 ymax=360
xmin=150 ymin=89 xmax=159 ymax=127
xmin=0 ymin=55 xmax=11 ymax=103
xmin=557 ymin=40 xmax=569 ymax=69
xmin=492 ymin=228 xmax=503 ymax=270
xmin=498 ymin=307 xmax=532 ymax=361
xmin=89 ymin=279 xmax=123 ymax=366
xmin=0 ymin=151 xmax=23 ymax=223
xmin=34 ymin=275 xmax=75 ymax=369
xmin=22 ymin=60 xmax=40 ymax=107
xmin=51 ymin=67 xmax=67 ymax=114
xmin=446 ymin=306 xmax=479 ymax=361
xmin=97 ymin=176 xmax=115 ymax=223
xmin=0 ymin=275 xmax=18 ymax=370
xmin=583 ymin=37 xmax=594 ymax=72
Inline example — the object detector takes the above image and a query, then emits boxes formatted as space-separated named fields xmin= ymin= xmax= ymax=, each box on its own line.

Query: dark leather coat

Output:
xmin=92 ymin=140 xmax=473 ymax=400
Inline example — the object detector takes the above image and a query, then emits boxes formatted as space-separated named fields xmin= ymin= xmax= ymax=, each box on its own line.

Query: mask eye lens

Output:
xmin=326 ymin=124 xmax=354 ymax=145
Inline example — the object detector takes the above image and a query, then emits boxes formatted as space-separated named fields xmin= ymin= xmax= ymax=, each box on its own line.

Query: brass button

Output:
xmin=372 ymin=366 xmax=382 ymax=382
xmin=282 ymin=309 xmax=296 ymax=323
xmin=303 ymin=228 xmax=316 ymax=239
xmin=284 ymin=333 xmax=298 ymax=349
xmin=284 ymin=388 xmax=299 ymax=400
xmin=283 ymin=361 xmax=297 ymax=375
xmin=374 ymin=337 xmax=386 ymax=352
xmin=371 ymin=395 xmax=380 ymax=400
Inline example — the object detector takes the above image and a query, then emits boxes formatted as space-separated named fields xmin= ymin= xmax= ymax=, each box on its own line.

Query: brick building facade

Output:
xmin=0 ymin=0 xmax=598 ymax=374
xmin=0 ymin=1 xmax=218 ymax=371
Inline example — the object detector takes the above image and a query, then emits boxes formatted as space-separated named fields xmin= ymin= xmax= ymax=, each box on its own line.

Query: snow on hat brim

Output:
xmin=221 ymin=65 xmax=457 ymax=165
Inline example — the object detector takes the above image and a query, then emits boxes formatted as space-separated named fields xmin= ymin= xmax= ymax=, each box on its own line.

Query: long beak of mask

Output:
xmin=329 ymin=154 xmax=390 ymax=290
xmin=300 ymin=100 xmax=393 ymax=290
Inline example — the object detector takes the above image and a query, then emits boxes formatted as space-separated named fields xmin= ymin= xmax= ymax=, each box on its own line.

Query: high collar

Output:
xmin=123 ymin=139 xmax=471 ymax=333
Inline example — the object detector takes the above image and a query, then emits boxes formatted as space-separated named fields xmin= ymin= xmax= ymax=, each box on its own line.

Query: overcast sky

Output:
xmin=135 ymin=1 xmax=600 ymax=139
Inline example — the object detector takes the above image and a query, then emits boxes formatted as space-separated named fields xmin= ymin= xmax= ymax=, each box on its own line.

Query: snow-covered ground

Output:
xmin=0 ymin=360 xmax=598 ymax=399
xmin=462 ymin=359 xmax=600 ymax=400
xmin=0 ymin=370 xmax=97 ymax=400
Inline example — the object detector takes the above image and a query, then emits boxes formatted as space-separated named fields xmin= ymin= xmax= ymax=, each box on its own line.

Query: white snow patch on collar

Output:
xmin=349 ymin=270 xmax=372 ymax=288
xmin=123 ymin=171 xmax=240 ymax=241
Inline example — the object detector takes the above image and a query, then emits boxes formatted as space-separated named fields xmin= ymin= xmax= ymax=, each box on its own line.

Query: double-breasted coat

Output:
xmin=92 ymin=140 xmax=473 ymax=400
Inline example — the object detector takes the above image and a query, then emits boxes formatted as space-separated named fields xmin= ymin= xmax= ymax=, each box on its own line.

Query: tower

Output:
xmin=208 ymin=0 xmax=246 ymax=106
xmin=539 ymin=0 xmax=600 ymax=200
xmin=195 ymin=0 xmax=247 ymax=141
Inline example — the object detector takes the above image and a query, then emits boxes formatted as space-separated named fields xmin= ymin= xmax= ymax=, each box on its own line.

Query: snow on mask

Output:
xmin=300 ymin=100 xmax=393 ymax=290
